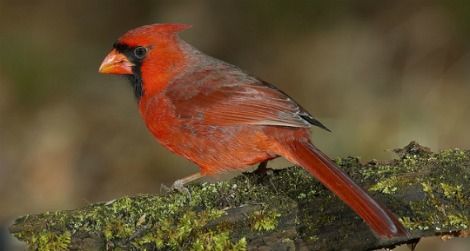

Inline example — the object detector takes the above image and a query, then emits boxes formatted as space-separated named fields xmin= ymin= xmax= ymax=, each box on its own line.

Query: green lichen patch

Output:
xmin=27 ymin=230 xmax=71 ymax=251
xmin=131 ymin=209 xmax=228 ymax=250
xmin=249 ymin=209 xmax=281 ymax=231
xmin=333 ymin=142 xmax=470 ymax=241
xmin=368 ymin=146 xmax=470 ymax=233
xmin=370 ymin=176 xmax=400 ymax=194
xmin=190 ymin=231 xmax=247 ymax=251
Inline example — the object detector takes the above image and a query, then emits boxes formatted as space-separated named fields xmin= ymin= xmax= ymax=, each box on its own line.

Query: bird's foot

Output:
xmin=159 ymin=184 xmax=171 ymax=194
xmin=242 ymin=161 xmax=280 ymax=193
xmin=171 ymin=179 xmax=190 ymax=194
xmin=243 ymin=160 xmax=276 ymax=176
xmin=253 ymin=161 xmax=271 ymax=175
xmin=160 ymin=173 xmax=203 ymax=197
xmin=159 ymin=180 xmax=190 ymax=194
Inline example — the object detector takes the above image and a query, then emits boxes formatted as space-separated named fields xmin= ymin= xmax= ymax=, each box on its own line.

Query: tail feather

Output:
xmin=281 ymin=140 xmax=408 ymax=238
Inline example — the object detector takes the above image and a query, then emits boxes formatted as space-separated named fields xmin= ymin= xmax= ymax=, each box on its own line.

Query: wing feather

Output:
xmin=165 ymin=63 xmax=329 ymax=130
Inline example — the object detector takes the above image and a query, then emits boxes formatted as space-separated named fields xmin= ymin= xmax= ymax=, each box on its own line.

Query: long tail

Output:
xmin=280 ymin=140 xmax=408 ymax=238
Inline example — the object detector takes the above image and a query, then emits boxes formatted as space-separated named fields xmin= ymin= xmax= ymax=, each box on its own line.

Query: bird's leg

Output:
xmin=160 ymin=172 xmax=203 ymax=195
xmin=171 ymin=172 xmax=203 ymax=194
xmin=243 ymin=160 xmax=271 ymax=176
xmin=253 ymin=160 xmax=271 ymax=175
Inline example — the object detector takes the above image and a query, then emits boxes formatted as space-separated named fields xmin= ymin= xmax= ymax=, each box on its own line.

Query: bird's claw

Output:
xmin=171 ymin=179 xmax=189 ymax=193
xmin=160 ymin=180 xmax=191 ymax=199
xmin=160 ymin=184 xmax=171 ymax=194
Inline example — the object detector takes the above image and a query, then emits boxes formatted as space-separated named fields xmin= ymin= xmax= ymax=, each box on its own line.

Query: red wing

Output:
xmin=166 ymin=65 xmax=329 ymax=130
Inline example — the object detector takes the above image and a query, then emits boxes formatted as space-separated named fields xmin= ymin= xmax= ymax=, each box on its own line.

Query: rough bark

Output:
xmin=9 ymin=142 xmax=470 ymax=250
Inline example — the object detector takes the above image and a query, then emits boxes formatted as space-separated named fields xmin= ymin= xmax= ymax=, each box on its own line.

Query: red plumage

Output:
xmin=99 ymin=23 xmax=408 ymax=238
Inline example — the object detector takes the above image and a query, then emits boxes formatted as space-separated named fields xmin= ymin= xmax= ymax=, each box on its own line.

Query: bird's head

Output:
xmin=99 ymin=23 xmax=192 ymax=99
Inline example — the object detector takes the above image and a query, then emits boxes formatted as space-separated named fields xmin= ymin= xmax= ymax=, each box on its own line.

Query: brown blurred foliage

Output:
xmin=1 ymin=1 xmax=470 ymax=250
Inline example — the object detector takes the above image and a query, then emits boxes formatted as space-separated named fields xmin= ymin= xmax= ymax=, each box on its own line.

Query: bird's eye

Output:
xmin=133 ymin=46 xmax=148 ymax=59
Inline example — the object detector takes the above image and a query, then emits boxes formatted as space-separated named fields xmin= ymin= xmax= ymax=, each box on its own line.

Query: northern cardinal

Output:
xmin=99 ymin=23 xmax=408 ymax=238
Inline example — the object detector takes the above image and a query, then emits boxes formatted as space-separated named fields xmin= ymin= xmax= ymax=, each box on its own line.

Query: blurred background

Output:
xmin=1 ymin=1 xmax=470 ymax=250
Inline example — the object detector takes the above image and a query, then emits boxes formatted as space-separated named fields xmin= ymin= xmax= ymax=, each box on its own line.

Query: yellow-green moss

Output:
xmin=440 ymin=183 xmax=463 ymax=200
xmin=250 ymin=209 xmax=281 ymax=232
xmin=191 ymin=231 xmax=247 ymax=251
xmin=390 ymin=148 xmax=470 ymax=232
xmin=30 ymin=230 xmax=71 ymax=251
xmin=132 ymin=209 xmax=227 ymax=249
xmin=369 ymin=176 xmax=399 ymax=194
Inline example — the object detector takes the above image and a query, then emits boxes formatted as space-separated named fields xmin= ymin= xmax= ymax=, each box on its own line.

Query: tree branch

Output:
xmin=9 ymin=142 xmax=470 ymax=250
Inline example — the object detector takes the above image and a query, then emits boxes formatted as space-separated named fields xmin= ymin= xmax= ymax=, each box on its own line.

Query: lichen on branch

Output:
xmin=9 ymin=142 xmax=470 ymax=250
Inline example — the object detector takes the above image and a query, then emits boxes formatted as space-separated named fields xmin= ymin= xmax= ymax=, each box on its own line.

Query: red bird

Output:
xmin=99 ymin=23 xmax=408 ymax=238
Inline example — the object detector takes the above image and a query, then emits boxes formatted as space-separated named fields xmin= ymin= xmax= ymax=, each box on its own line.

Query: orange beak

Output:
xmin=99 ymin=49 xmax=134 ymax=75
